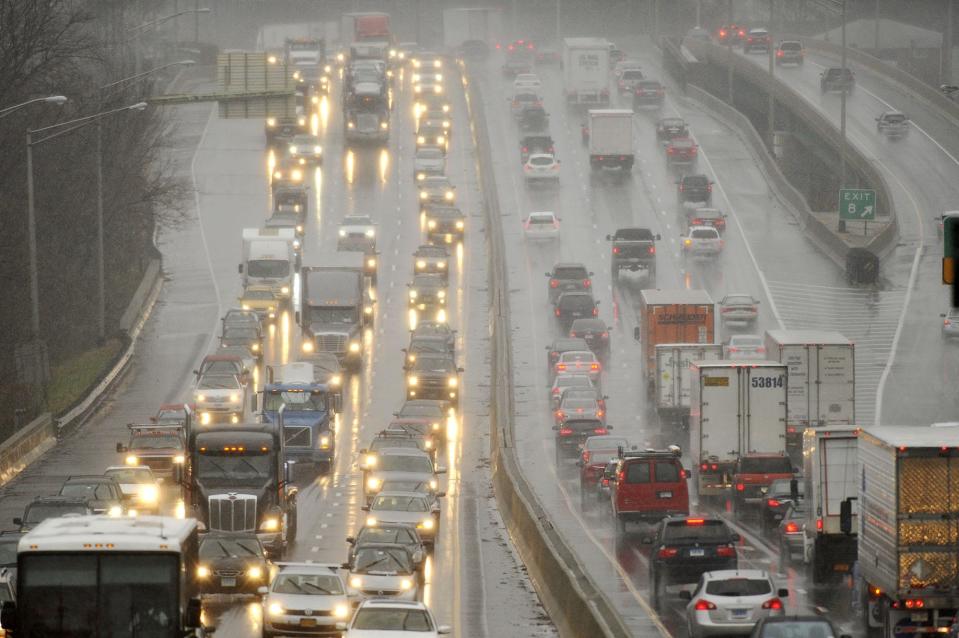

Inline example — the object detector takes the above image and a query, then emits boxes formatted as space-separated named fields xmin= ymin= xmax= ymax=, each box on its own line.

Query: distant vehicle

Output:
xmin=222 ymin=308 xmax=262 ymax=334
xmin=776 ymin=40 xmax=804 ymax=65
xmin=685 ymin=207 xmax=727 ymax=233
xmin=501 ymin=39 xmax=535 ymax=76
xmin=666 ymin=136 xmax=698 ymax=166
xmin=545 ymin=337 xmax=590 ymax=371
xmin=287 ymin=133 xmax=323 ymax=165
xmin=407 ymin=274 xmax=447 ymax=315
xmin=553 ymin=350 xmax=602 ymax=383
xmin=876 ymin=110 xmax=909 ymax=139
xmin=556 ymin=395 xmax=606 ymax=427
xmin=414 ymin=147 xmax=446 ymax=180
xmin=406 ymin=352 xmax=462 ymax=408
xmin=633 ymin=80 xmax=665 ymax=108
xmin=413 ymin=244 xmax=450 ymax=281
xmin=717 ymin=24 xmax=747 ymax=44
xmin=677 ymin=174 xmax=713 ymax=208
xmin=617 ymin=69 xmax=644 ymax=94
xmin=549 ymin=373 xmax=596 ymax=409
xmin=519 ymin=134 xmax=555 ymax=164
xmin=260 ymin=563 xmax=350 ymax=636
xmin=719 ymin=294 xmax=760 ymax=325
xmin=192 ymin=372 xmax=246 ymax=425
xmin=523 ymin=211 xmax=560 ymax=240
xmin=418 ymin=175 xmax=456 ymax=206
xmin=749 ymin=616 xmax=846 ymax=638
xmin=644 ymin=516 xmax=739 ymax=610
xmin=535 ymin=46 xmax=561 ymax=64
xmin=563 ymin=38 xmax=611 ymax=105
xmin=610 ymin=448 xmax=688 ymax=535
xmin=220 ymin=324 xmax=263 ymax=359
xmin=339 ymin=599 xmax=451 ymax=636
xmin=588 ymin=109 xmax=634 ymax=171
xmin=569 ymin=318 xmax=610 ymax=359
xmin=759 ymin=477 xmax=804 ymax=532
xmin=13 ymin=496 xmax=95 ymax=533
xmin=337 ymin=215 xmax=377 ymax=252
xmin=523 ymin=153 xmax=561 ymax=184
xmin=554 ymin=292 xmax=598 ymax=330
xmin=196 ymin=532 xmax=269 ymax=597
xmin=546 ymin=263 xmax=593 ymax=303
xmin=553 ymin=417 xmax=610 ymax=465
xmin=103 ymin=466 xmax=160 ymax=515
xmin=513 ymin=73 xmax=542 ymax=91
xmin=577 ymin=436 xmax=628 ymax=509
xmin=724 ymin=334 xmax=766 ymax=360
xmin=682 ymin=226 xmax=724 ymax=259
xmin=682 ymin=570 xmax=787 ymax=638
xmin=743 ymin=28 xmax=771 ymax=53
xmin=775 ymin=501 xmax=807 ymax=567
xmin=57 ymin=475 xmax=125 ymax=516
xmin=116 ymin=424 xmax=187 ymax=478
xmin=657 ymin=117 xmax=689 ymax=143
xmin=347 ymin=522 xmax=427 ymax=570
xmin=415 ymin=119 xmax=448 ymax=152
xmin=820 ymin=67 xmax=854 ymax=93
xmin=943 ymin=308 xmax=959 ymax=338
xmin=343 ymin=544 xmax=420 ymax=604
xmin=362 ymin=491 xmax=442 ymax=547
xmin=423 ymin=205 xmax=465 ymax=244
xmin=518 ymin=104 xmax=549 ymax=132
xmin=509 ymin=91 xmax=542 ymax=117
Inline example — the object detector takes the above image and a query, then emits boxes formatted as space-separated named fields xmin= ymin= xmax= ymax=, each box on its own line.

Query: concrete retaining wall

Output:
xmin=0 ymin=413 xmax=56 ymax=488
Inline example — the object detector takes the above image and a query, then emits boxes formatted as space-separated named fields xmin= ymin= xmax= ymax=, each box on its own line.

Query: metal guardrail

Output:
xmin=458 ymin=60 xmax=633 ymax=638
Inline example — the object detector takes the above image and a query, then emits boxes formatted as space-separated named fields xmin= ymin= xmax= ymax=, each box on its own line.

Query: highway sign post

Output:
xmin=839 ymin=188 xmax=876 ymax=234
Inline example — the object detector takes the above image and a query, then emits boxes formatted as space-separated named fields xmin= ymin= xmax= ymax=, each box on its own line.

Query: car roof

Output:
xmin=559 ymin=350 xmax=597 ymax=359
xmin=552 ymin=262 xmax=587 ymax=270
xmin=373 ymin=490 xmax=429 ymax=499
xmin=702 ymin=569 xmax=771 ymax=581
xmin=377 ymin=448 xmax=433 ymax=459
xmin=357 ymin=598 xmax=429 ymax=610
xmin=551 ymin=337 xmax=589 ymax=348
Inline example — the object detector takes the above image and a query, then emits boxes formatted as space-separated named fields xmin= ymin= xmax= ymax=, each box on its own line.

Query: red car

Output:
xmin=611 ymin=448 xmax=689 ymax=536
xmin=578 ymin=436 xmax=628 ymax=509
xmin=666 ymin=137 xmax=698 ymax=165
xmin=717 ymin=24 xmax=747 ymax=44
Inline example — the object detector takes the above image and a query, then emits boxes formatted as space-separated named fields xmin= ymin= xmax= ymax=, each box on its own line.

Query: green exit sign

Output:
xmin=839 ymin=189 xmax=876 ymax=221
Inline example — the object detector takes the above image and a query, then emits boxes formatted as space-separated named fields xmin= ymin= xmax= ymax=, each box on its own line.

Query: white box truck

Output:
xmin=562 ymin=38 xmax=610 ymax=106
xmin=588 ymin=109 xmax=634 ymax=171
xmin=801 ymin=425 xmax=859 ymax=583
xmin=442 ymin=7 xmax=502 ymax=56
xmin=654 ymin=343 xmax=723 ymax=427
xmin=239 ymin=228 xmax=296 ymax=310
xmin=765 ymin=330 xmax=855 ymax=462
xmin=858 ymin=426 xmax=959 ymax=638
xmin=689 ymin=360 xmax=788 ymax=504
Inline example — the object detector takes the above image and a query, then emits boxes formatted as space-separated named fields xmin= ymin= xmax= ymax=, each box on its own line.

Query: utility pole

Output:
xmin=945 ymin=0 xmax=955 ymax=85
xmin=874 ymin=0 xmax=880 ymax=49
xmin=840 ymin=0 xmax=847 ymax=190
xmin=25 ymin=133 xmax=40 ymax=339
xmin=727 ymin=0 xmax=734 ymax=104
xmin=768 ymin=0 xmax=776 ymax=145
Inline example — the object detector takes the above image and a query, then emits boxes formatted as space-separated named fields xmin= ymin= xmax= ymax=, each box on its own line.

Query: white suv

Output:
xmin=339 ymin=599 xmax=450 ymax=636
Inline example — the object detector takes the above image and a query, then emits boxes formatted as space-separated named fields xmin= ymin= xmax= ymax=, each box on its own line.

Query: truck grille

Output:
xmin=316 ymin=334 xmax=347 ymax=353
xmin=208 ymin=494 xmax=257 ymax=532
xmin=285 ymin=425 xmax=312 ymax=448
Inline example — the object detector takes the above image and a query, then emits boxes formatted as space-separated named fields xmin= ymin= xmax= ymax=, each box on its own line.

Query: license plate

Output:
xmin=300 ymin=618 xmax=318 ymax=628
xmin=689 ymin=548 xmax=705 ymax=557
xmin=833 ymin=563 xmax=850 ymax=572
xmin=658 ymin=491 xmax=673 ymax=499
xmin=731 ymin=609 xmax=749 ymax=619
xmin=911 ymin=613 xmax=929 ymax=622
xmin=221 ymin=577 xmax=236 ymax=587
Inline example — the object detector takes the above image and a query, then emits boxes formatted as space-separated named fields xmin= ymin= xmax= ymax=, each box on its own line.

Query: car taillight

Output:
xmin=777 ymin=50 xmax=784 ymax=57
xmin=904 ymin=599 xmax=925 ymax=609
xmin=816 ymin=518 xmax=823 ymax=531
xmin=592 ymin=307 xmax=599 ymax=316
xmin=594 ymin=427 xmax=607 ymax=434
xmin=667 ymin=147 xmax=675 ymax=154
xmin=555 ymin=308 xmax=561 ymax=316
xmin=559 ymin=427 xmax=573 ymax=436
xmin=785 ymin=522 xmax=800 ymax=533
xmin=767 ymin=498 xmax=781 ymax=508
xmin=556 ymin=363 xmax=567 ymax=372
xmin=686 ymin=518 xmax=705 ymax=525
xmin=636 ymin=89 xmax=645 ymax=96
xmin=757 ymin=347 xmax=766 ymax=353
xmin=716 ymin=546 xmax=737 ymax=557
xmin=736 ymin=483 xmax=745 ymax=491
xmin=728 ymin=347 xmax=738 ymax=353
xmin=582 ymin=451 xmax=591 ymax=464
xmin=700 ymin=463 xmax=708 ymax=471
xmin=596 ymin=410 xmax=604 ymax=417
xmin=657 ymin=89 xmax=665 ymax=95
xmin=738 ymin=29 xmax=745 ymax=36
xmin=583 ymin=279 xmax=591 ymax=288
xmin=590 ymin=363 xmax=600 ymax=371
xmin=612 ymin=246 xmax=620 ymax=254
xmin=555 ymin=410 xmax=565 ymax=419
xmin=601 ymin=331 xmax=608 ymax=338
xmin=648 ymin=246 xmax=655 ymax=255
xmin=707 ymin=183 xmax=713 ymax=192
xmin=690 ymin=147 xmax=697 ymax=154
xmin=719 ymin=29 xmax=727 ymax=38
xmin=657 ymin=547 xmax=679 ymax=558
xmin=692 ymin=219 xmax=703 ymax=225
xmin=550 ymin=279 xmax=559 ymax=288
xmin=522 ymin=146 xmax=528 ymax=153
xmin=694 ymin=599 xmax=717 ymax=611
xmin=678 ymin=184 xmax=685 ymax=192
xmin=601 ymin=478 xmax=609 ymax=486
xmin=762 ymin=598 xmax=784 ymax=610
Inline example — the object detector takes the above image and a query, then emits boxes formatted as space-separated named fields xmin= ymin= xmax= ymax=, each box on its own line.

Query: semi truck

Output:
xmin=859 ymin=426 xmax=959 ymax=638
xmin=261 ymin=362 xmax=338 ymax=476
xmin=562 ymin=38 xmax=610 ymax=106
xmin=340 ymin=12 xmax=391 ymax=45
xmin=188 ymin=422 xmax=297 ymax=558
xmin=239 ymin=228 xmax=296 ymax=310
xmin=298 ymin=252 xmax=373 ymax=372
xmin=802 ymin=425 xmax=860 ymax=583
xmin=588 ymin=109 xmax=634 ymax=171
xmin=442 ymin=7 xmax=503 ymax=56
xmin=688 ymin=360 xmax=788 ymax=505
xmin=764 ymin=330 xmax=855 ymax=462
xmin=654 ymin=343 xmax=724 ymax=428
xmin=637 ymin=289 xmax=715 ymax=396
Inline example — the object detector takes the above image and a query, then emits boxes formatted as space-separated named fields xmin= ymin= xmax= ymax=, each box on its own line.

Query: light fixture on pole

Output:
xmin=0 ymin=95 xmax=67 ymax=120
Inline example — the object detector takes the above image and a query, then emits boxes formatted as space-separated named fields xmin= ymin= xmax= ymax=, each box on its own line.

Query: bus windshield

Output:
xmin=19 ymin=552 xmax=179 ymax=638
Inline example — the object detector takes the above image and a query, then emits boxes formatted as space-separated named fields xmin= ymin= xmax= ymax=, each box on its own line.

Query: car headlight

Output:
xmin=442 ymin=104 xmax=450 ymax=113
xmin=366 ymin=257 xmax=376 ymax=268
xmin=408 ymin=375 xmax=418 ymax=386
xmin=349 ymin=341 xmax=361 ymax=353
xmin=334 ymin=604 xmax=349 ymax=618
xmin=260 ymin=518 xmax=280 ymax=532
xmin=400 ymin=578 xmax=414 ymax=590
xmin=280 ymin=286 xmax=290 ymax=295
xmin=108 ymin=506 xmax=123 ymax=518
xmin=448 ymin=376 xmax=457 ymax=387
xmin=125 ymin=455 xmax=138 ymax=466
xmin=380 ymin=121 xmax=389 ymax=130
xmin=367 ymin=477 xmax=381 ymax=490
xmin=436 ymin=136 xmax=445 ymax=144
xmin=229 ymin=393 xmax=240 ymax=403
xmin=138 ymin=485 xmax=159 ymax=504
xmin=438 ymin=261 xmax=447 ymax=269
xmin=313 ymin=145 xmax=322 ymax=154
xmin=174 ymin=454 xmax=185 ymax=464
xmin=431 ymin=422 xmax=441 ymax=431
xmin=268 ymin=602 xmax=285 ymax=616
xmin=414 ymin=85 xmax=423 ymax=93
xmin=417 ymin=135 xmax=426 ymax=144
xmin=289 ymin=145 xmax=298 ymax=154
xmin=442 ymin=120 xmax=450 ymax=128
xmin=248 ymin=566 xmax=263 ymax=580
xmin=251 ymin=343 xmax=260 ymax=352
xmin=429 ymin=479 xmax=438 ymax=490
xmin=296 ymin=224 xmax=304 ymax=233
xmin=420 ymin=191 xmax=428 ymax=200
xmin=298 ymin=116 xmax=306 ymax=126
xmin=302 ymin=341 xmax=314 ymax=353
xmin=331 ymin=374 xmax=342 ymax=387
xmin=291 ymin=169 xmax=303 ymax=181
xmin=455 ymin=220 xmax=465 ymax=229
xmin=197 ymin=565 xmax=210 ymax=579
xmin=434 ymin=60 xmax=442 ymax=69
xmin=413 ymin=73 xmax=422 ymax=82
xmin=127 ymin=509 xmax=138 ymax=518
xmin=266 ymin=117 xmax=276 ymax=127
xmin=434 ymin=85 xmax=443 ymax=94
xmin=338 ymin=229 xmax=348 ymax=238
xmin=365 ymin=229 xmax=375 ymax=238
xmin=365 ymin=515 xmax=377 ymax=526
xmin=365 ymin=454 xmax=377 ymax=468
xmin=319 ymin=435 xmax=330 ymax=449
xmin=292 ymin=239 xmax=301 ymax=250
xmin=416 ymin=259 xmax=427 ymax=269
xmin=438 ymin=290 xmax=446 ymax=299
xmin=196 ymin=394 xmax=206 ymax=402
xmin=427 ymin=220 xmax=437 ymax=229
xmin=241 ymin=303 xmax=250 ymax=310
xmin=445 ymin=191 xmax=454 ymax=200
xmin=417 ymin=173 xmax=426 ymax=181
xmin=350 ymin=576 xmax=363 ymax=588
xmin=347 ymin=121 xmax=355 ymax=129
xmin=418 ymin=519 xmax=434 ymax=530
xmin=424 ymin=439 xmax=433 ymax=449
xmin=409 ymin=289 xmax=418 ymax=299
xmin=200 ymin=412 xmax=212 ymax=425
xmin=364 ymin=305 xmax=373 ymax=315
xmin=273 ymin=170 xmax=283 ymax=179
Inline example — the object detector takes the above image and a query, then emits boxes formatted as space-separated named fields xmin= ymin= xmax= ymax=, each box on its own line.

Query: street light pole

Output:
xmin=768 ymin=0 xmax=776 ymax=144
xmin=0 ymin=95 xmax=68 ymax=120
xmin=840 ymin=0 xmax=847 ymax=189
xmin=727 ymin=0 xmax=735 ymax=104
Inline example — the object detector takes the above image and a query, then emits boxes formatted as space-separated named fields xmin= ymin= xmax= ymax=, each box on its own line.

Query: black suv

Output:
xmin=607 ymin=227 xmax=660 ymax=283
xmin=656 ymin=117 xmax=688 ymax=143
xmin=820 ymin=67 xmax=854 ymax=93
xmin=545 ymin=337 xmax=590 ymax=371
xmin=519 ymin=105 xmax=549 ymax=132
xmin=14 ymin=496 xmax=95 ymax=532
xmin=407 ymin=352 xmax=462 ymax=409
xmin=677 ymin=174 xmax=713 ymax=208
xmin=58 ymin=475 xmax=125 ymax=516
xmin=423 ymin=205 xmax=465 ymax=244
xmin=644 ymin=516 xmax=739 ymax=610
xmin=554 ymin=292 xmax=598 ymax=330
xmin=552 ymin=418 xmax=610 ymax=465
xmin=546 ymin=263 xmax=593 ymax=304
xmin=569 ymin=318 xmax=610 ymax=359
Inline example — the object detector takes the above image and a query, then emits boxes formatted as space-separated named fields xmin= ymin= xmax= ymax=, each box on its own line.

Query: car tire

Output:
xmin=615 ymin=514 xmax=627 ymax=537
xmin=651 ymin=573 xmax=665 ymax=610
xmin=263 ymin=630 xmax=275 ymax=638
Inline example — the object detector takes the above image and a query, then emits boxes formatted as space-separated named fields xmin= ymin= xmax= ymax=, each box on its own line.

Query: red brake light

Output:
xmin=648 ymin=246 xmax=655 ymax=255
xmin=719 ymin=29 xmax=727 ymax=37
xmin=678 ymin=184 xmax=685 ymax=192
xmin=762 ymin=598 xmax=784 ymax=610
xmin=549 ymin=279 xmax=559 ymax=288
xmin=556 ymin=363 xmax=567 ymax=371
xmin=767 ymin=499 xmax=781 ymax=508
xmin=657 ymin=547 xmax=679 ymax=558
xmin=694 ymin=599 xmax=716 ymax=611
xmin=559 ymin=427 xmax=573 ymax=436
xmin=785 ymin=522 xmax=800 ymax=533
xmin=700 ymin=463 xmax=708 ymax=471
xmin=904 ymin=599 xmax=925 ymax=609
xmin=601 ymin=331 xmax=608 ymax=338
xmin=590 ymin=363 xmax=600 ymax=371
xmin=592 ymin=307 xmax=598 ymax=316
xmin=601 ymin=478 xmax=609 ymax=486
xmin=738 ymin=29 xmax=745 ymax=36
xmin=612 ymin=246 xmax=620 ymax=254
xmin=816 ymin=518 xmax=824 ymax=531
xmin=555 ymin=410 xmax=564 ymax=419
xmin=522 ymin=146 xmax=528 ymax=153
xmin=555 ymin=308 xmax=561 ymax=317
xmin=667 ymin=147 xmax=675 ymax=154
xmin=707 ymin=183 xmax=713 ymax=192
xmin=736 ymin=483 xmax=745 ymax=491
xmin=757 ymin=346 xmax=766 ymax=353
xmin=716 ymin=546 xmax=737 ymax=557
xmin=593 ymin=427 xmax=607 ymax=434
xmin=777 ymin=50 xmax=784 ymax=57
xmin=686 ymin=518 xmax=705 ymax=526
xmin=711 ymin=464 xmax=718 ymax=470
xmin=582 ymin=451 xmax=591 ymax=464
xmin=583 ymin=279 xmax=591 ymax=288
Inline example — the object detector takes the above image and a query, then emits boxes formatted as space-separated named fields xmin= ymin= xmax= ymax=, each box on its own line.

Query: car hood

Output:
xmin=348 ymin=572 xmax=411 ymax=587
xmin=367 ymin=510 xmax=432 ymax=526
xmin=206 ymin=556 xmax=264 ymax=572
xmin=340 ymin=225 xmax=374 ymax=234
xmin=267 ymin=591 xmax=345 ymax=611
xmin=349 ymin=631 xmax=437 ymax=638
xmin=368 ymin=470 xmax=434 ymax=484
xmin=415 ymin=158 xmax=445 ymax=168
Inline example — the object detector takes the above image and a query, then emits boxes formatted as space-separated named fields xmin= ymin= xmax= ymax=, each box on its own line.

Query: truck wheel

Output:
xmin=651 ymin=574 xmax=665 ymax=610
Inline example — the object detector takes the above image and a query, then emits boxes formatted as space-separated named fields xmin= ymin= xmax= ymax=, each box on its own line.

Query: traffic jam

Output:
xmin=1 ymin=5 xmax=958 ymax=638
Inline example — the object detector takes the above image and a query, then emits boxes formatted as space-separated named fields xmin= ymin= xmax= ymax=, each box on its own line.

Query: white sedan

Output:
xmin=523 ymin=153 xmax=560 ymax=184
xmin=513 ymin=73 xmax=542 ymax=91
xmin=724 ymin=334 xmax=766 ymax=360
xmin=682 ymin=570 xmax=787 ymax=638
xmin=523 ymin=211 xmax=560 ymax=240
xmin=261 ymin=563 xmax=351 ymax=636
xmin=337 ymin=215 xmax=377 ymax=252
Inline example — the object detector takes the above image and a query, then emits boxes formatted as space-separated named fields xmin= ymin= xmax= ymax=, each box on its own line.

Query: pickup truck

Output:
xmin=520 ymin=135 xmax=555 ymax=164
xmin=607 ymin=227 xmax=660 ymax=284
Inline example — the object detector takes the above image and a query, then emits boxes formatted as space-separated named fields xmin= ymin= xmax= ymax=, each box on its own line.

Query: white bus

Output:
xmin=2 ymin=515 xmax=205 ymax=637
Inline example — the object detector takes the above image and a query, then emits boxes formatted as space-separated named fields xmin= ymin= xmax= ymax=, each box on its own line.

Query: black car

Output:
xmin=196 ymin=532 xmax=269 ymax=596
xmin=552 ymin=418 xmax=610 ymax=465
xmin=220 ymin=324 xmax=263 ymax=359
xmin=750 ymin=616 xmax=850 ymax=638
xmin=656 ymin=117 xmax=688 ymax=143
xmin=405 ymin=334 xmax=454 ymax=371
xmin=58 ymin=475 xmax=125 ymax=516
xmin=406 ymin=353 xmax=462 ymax=409
xmin=677 ymin=174 xmax=713 ymax=208
xmin=820 ymin=67 xmax=854 ymax=93
xmin=14 ymin=496 xmax=96 ymax=532
xmin=608 ymin=227 xmax=659 ymax=282
xmin=347 ymin=523 xmax=427 ymax=572
xmin=423 ymin=205 xmax=465 ymax=244
xmin=545 ymin=337 xmax=590 ymax=371
xmin=408 ymin=274 xmax=447 ymax=312
xmin=546 ymin=263 xmax=593 ymax=304
xmin=518 ymin=105 xmax=549 ymax=132
xmin=554 ymin=292 xmax=598 ymax=330
xmin=760 ymin=477 xmax=804 ymax=532
xmin=633 ymin=80 xmax=665 ymax=108
xmin=413 ymin=244 xmax=450 ymax=282
xmin=644 ymin=516 xmax=739 ymax=610
xmin=569 ymin=318 xmax=611 ymax=359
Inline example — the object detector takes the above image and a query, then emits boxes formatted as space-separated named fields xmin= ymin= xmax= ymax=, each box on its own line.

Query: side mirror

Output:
xmin=607 ymin=425 xmax=614 ymax=430
xmin=12 ymin=518 xmax=21 ymax=527
xmin=438 ymin=627 xmax=451 ymax=635
xmin=284 ymin=461 xmax=294 ymax=484
xmin=193 ymin=369 xmax=200 ymax=376
xmin=633 ymin=326 xmax=640 ymax=341
xmin=589 ymin=271 xmax=594 ymax=276
xmin=361 ymin=505 xmax=370 ymax=512
xmin=185 ymin=597 xmax=202 ymax=629
xmin=436 ymin=466 xmax=448 ymax=474
xmin=790 ymin=478 xmax=800 ymax=502
xmin=341 ymin=562 xmax=351 ymax=570
xmin=942 ymin=313 xmax=948 ymax=318
xmin=778 ymin=588 xmax=789 ymax=597
xmin=257 ymin=586 xmax=268 ymax=595
xmin=457 ymin=367 xmax=464 ymax=373
xmin=116 ymin=443 xmax=126 ymax=453
xmin=346 ymin=536 xmax=355 ymax=544
xmin=545 ymin=272 xmax=552 ymax=277
xmin=731 ymin=533 xmax=741 ymax=542
xmin=655 ymin=233 xmax=662 ymax=240
xmin=679 ymin=590 xmax=692 ymax=601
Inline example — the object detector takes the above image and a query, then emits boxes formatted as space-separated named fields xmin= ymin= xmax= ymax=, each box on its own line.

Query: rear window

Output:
xmin=622 ymin=71 xmax=644 ymax=80
xmin=529 ymin=215 xmax=553 ymax=225
xmin=614 ymin=228 xmax=653 ymax=241
xmin=672 ymin=139 xmax=694 ymax=149
xmin=553 ymin=266 xmax=588 ymax=280
xmin=780 ymin=42 xmax=802 ymax=51
xmin=705 ymin=578 xmax=772 ymax=596
xmin=530 ymin=156 xmax=553 ymax=166
xmin=885 ymin=114 xmax=906 ymax=123
xmin=758 ymin=621 xmax=836 ymax=638
xmin=739 ymin=457 xmax=792 ymax=474
xmin=655 ymin=461 xmax=681 ymax=482
xmin=625 ymin=461 xmax=650 ymax=483
xmin=724 ymin=295 xmax=754 ymax=305
xmin=639 ymin=81 xmax=661 ymax=90
xmin=691 ymin=228 xmax=719 ymax=239
xmin=565 ymin=420 xmax=603 ymax=432
xmin=663 ymin=519 xmax=731 ymax=542
xmin=684 ymin=176 xmax=708 ymax=188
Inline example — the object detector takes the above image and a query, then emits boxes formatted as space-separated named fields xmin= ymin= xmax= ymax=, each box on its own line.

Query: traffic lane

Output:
xmin=0 ymin=91 xmax=220 ymax=525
